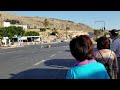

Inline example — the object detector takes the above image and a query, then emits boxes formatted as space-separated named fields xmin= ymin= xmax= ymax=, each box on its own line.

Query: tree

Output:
xmin=50 ymin=28 xmax=59 ymax=36
xmin=0 ymin=28 xmax=4 ymax=45
xmin=65 ymin=26 xmax=70 ymax=40
xmin=50 ymin=31 xmax=58 ymax=36
xmin=0 ymin=27 xmax=5 ymax=37
xmin=0 ymin=26 xmax=25 ymax=42
xmin=24 ymin=31 xmax=39 ymax=36
xmin=15 ymin=26 xmax=25 ymax=36
xmin=6 ymin=26 xmax=25 ymax=40
xmin=66 ymin=27 xmax=70 ymax=30
xmin=93 ymin=29 xmax=104 ymax=42
xmin=94 ymin=29 xmax=104 ymax=38
xmin=43 ymin=19 xmax=50 ymax=28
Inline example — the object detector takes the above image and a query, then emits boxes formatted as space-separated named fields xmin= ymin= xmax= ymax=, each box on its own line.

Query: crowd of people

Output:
xmin=66 ymin=29 xmax=120 ymax=79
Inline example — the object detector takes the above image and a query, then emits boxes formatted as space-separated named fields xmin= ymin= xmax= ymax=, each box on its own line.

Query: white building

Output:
xmin=3 ymin=21 xmax=27 ymax=30
xmin=3 ymin=22 xmax=10 ymax=27
xmin=11 ymin=25 xmax=27 ymax=30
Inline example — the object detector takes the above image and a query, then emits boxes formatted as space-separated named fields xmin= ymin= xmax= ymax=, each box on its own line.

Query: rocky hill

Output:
xmin=0 ymin=11 xmax=93 ymax=32
xmin=0 ymin=11 xmax=94 ymax=42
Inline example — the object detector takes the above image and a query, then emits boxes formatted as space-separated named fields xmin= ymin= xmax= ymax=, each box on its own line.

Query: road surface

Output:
xmin=0 ymin=42 xmax=76 ymax=79
xmin=0 ymin=42 xmax=98 ymax=79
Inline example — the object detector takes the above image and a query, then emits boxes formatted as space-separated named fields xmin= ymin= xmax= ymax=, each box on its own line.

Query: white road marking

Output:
xmin=61 ymin=46 xmax=69 ymax=47
xmin=41 ymin=46 xmax=43 ymax=48
xmin=33 ymin=60 xmax=45 ymax=66
xmin=32 ymin=52 xmax=36 ymax=53
xmin=58 ymin=51 xmax=62 ymax=53
xmin=50 ymin=54 xmax=56 ymax=57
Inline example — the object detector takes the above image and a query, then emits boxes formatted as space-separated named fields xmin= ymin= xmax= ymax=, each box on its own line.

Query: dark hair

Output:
xmin=69 ymin=35 xmax=94 ymax=61
xmin=97 ymin=36 xmax=110 ymax=50
xmin=109 ymin=29 xmax=119 ymax=36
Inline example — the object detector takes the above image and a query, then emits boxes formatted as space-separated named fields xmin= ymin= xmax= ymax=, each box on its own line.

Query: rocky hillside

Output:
xmin=0 ymin=11 xmax=93 ymax=32
xmin=0 ymin=11 xmax=94 ymax=42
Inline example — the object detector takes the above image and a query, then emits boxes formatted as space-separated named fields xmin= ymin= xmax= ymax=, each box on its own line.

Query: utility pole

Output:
xmin=94 ymin=20 xmax=105 ymax=30
xmin=94 ymin=20 xmax=106 ymax=37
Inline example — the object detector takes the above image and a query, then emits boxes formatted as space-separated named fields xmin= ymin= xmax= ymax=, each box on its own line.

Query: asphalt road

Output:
xmin=0 ymin=42 xmax=98 ymax=79
xmin=0 ymin=42 xmax=76 ymax=79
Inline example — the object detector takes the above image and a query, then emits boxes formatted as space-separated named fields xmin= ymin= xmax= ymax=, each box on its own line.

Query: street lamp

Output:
xmin=94 ymin=20 xmax=105 ymax=30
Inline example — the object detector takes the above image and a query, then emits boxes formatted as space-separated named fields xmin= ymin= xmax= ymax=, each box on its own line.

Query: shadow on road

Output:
xmin=44 ymin=59 xmax=75 ymax=68
xmin=9 ymin=59 xmax=75 ymax=79
xmin=9 ymin=68 xmax=68 ymax=79
xmin=65 ymin=50 xmax=70 ymax=52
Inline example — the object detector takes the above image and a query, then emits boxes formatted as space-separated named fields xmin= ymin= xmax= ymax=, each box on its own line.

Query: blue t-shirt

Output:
xmin=66 ymin=62 xmax=110 ymax=79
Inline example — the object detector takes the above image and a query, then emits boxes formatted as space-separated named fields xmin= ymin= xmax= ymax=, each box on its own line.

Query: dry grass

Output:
xmin=0 ymin=12 xmax=94 ymax=42
xmin=0 ymin=11 xmax=93 ymax=32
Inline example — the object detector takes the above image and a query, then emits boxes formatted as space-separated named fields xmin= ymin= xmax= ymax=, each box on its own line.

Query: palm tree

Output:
xmin=66 ymin=26 xmax=70 ymax=40
xmin=43 ymin=18 xmax=49 ymax=28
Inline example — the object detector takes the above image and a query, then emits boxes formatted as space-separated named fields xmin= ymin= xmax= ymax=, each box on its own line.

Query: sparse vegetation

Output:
xmin=103 ymin=31 xmax=109 ymax=37
xmin=43 ymin=19 xmax=50 ymax=28
xmin=24 ymin=31 xmax=39 ymax=36
xmin=0 ymin=26 xmax=25 ymax=41
xmin=94 ymin=29 xmax=103 ymax=38
xmin=50 ymin=31 xmax=58 ymax=36
xmin=93 ymin=29 xmax=104 ymax=42
xmin=50 ymin=28 xmax=59 ymax=36
xmin=0 ymin=12 xmax=94 ymax=42
xmin=66 ymin=27 xmax=70 ymax=30
xmin=40 ymin=28 xmax=47 ymax=32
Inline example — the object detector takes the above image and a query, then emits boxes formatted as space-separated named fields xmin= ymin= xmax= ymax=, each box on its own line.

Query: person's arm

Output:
xmin=66 ymin=69 xmax=74 ymax=79
xmin=105 ymin=71 xmax=110 ymax=79
xmin=110 ymin=40 xmax=118 ymax=53
xmin=112 ymin=52 xmax=119 ymax=79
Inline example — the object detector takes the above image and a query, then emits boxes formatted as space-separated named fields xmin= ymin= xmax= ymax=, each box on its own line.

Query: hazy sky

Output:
xmin=5 ymin=11 xmax=120 ymax=30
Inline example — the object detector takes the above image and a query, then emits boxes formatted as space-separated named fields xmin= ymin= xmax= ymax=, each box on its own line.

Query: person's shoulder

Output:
xmin=118 ymin=38 xmax=120 ymax=42
xmin=106 ymin=49 xmax=114 ymax=53
xmin=94 ymin=51 xmax=99 ymax=56
xmin=110 ymin=50 xmax=115 ymax=54
xmin=96 ymin=49 xmax=109 ymax=55
xmin=110 ymin=50 xmax=117 ymax=59
xmin=118 ymin=38 xmax=120 ymax=40
xmin=94 ymin=50 xmax=99 ymax=53
xmin=69 ymin=66 xmax=79 ymax=71
xmin=93 ymin=61 xmax=105 ymax=68
xmin=115 ymin=38 xmax=120 ymax=42
xmin=108 ymin=49 xmax=115 ymax=56
xmin=94 ymin=50 xmax=103 ymax=56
